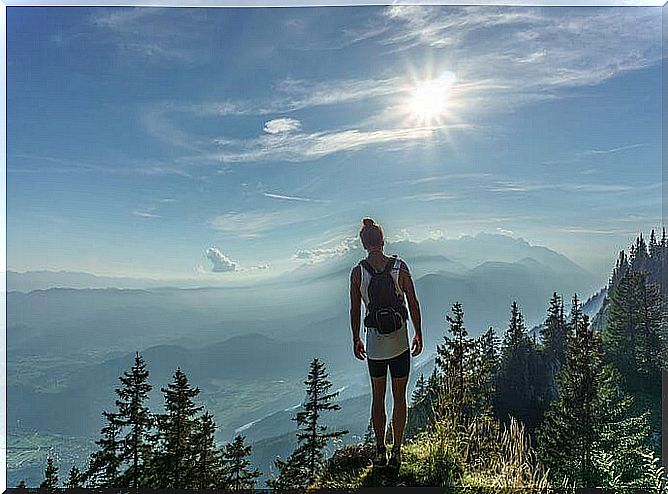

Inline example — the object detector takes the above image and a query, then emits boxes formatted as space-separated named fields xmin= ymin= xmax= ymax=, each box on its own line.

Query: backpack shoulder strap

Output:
xmin=391 ymin=255 xmax=401 ymax=272
xmin=359 ymin=259 xmax=376 ymax=275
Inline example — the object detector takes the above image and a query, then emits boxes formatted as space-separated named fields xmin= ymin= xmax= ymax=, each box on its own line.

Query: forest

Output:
xmin=14 ymin=230 xmax=668 ymax=492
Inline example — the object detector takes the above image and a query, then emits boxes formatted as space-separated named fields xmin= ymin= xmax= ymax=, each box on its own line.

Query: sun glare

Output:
xmin=406 ymin=71 xmax=457 ymax=125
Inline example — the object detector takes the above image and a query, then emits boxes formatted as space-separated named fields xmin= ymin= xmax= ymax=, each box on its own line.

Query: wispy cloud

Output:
xmin=487 ymin=179 xmax=643 ymax=195
xmin=377 ymin=6 xmax=660 ymax=107
xmin=263 ymin=192 xmax=327 ymax=203
xmin=400 ymin=192 xmax=457 ymax=202
xmin=207 ymin=124 xmax=471 ymax=164
xmin=132 ymin=210 xmax=161 ymax=219
xmin=581 ymin=143 xmax=646 ymax=155
xmin=208 ymin=208 xmax=324 ymax=239
xmin=90 ymin=8 xmax=214 ymax=63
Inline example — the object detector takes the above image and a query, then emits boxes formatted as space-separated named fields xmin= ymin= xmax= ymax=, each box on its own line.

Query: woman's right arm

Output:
xmin=350 ymin=266 xmax=366 ymax=359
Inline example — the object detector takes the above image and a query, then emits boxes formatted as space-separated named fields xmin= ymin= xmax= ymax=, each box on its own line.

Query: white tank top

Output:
xmin=359 ymin=256 xmax=410 ymax=360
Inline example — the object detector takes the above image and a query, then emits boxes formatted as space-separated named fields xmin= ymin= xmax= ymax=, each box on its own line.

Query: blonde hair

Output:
xmin=359 ymin=217 xmax=384 ymax=249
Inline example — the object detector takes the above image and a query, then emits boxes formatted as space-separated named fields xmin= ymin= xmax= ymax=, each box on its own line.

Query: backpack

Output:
xmin=360 ymin=255 xmax=409 ymax=335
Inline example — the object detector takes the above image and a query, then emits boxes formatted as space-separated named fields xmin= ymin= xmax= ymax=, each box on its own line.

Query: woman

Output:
xmin=349 ymin=217 xmax=424 ymax=468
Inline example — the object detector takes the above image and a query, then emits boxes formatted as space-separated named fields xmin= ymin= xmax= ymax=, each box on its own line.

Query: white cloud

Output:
xmin=208 ymin=125 xmax=469 ymax=164
xmin=248 ymin=263 xmax=270 ymax=271
xmin=378 ymin=6 xmax=660 ymax=107
xmin=581 ymin=143 xmax=646 ymax=156
xmin=132 ymin=210 xmax=160 ymax=219
xmin=208 ymin=209 xmax=320 ymax=238
xmin=205 ymin=247 xmax=238 ymax=273
xmin=293 ymin=236 xmax=360 ymax=264
xmin=91 ymin=8 xmax=213 ymax=63
xmin=263 ymin=118 xmax=302 ymax=134
xmin=263 ymin=192 xmax=326 ymax=203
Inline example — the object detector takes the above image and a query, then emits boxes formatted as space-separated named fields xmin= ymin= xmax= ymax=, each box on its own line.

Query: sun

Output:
xmin=405 ymin=71 xmax=457 ymax=125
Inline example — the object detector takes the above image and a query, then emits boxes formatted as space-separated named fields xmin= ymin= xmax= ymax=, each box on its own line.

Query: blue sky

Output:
xmin=7 ymin=5 xmax=663 ymax=280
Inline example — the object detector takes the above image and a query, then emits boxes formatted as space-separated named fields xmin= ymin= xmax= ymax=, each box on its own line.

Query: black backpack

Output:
xmin=360 ymin=255 xmax=409 ymax=335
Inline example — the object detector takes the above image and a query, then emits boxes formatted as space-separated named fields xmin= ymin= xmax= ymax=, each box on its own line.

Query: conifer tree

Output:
xmin=266 ymin=448 xmax=309 ymax=490
xmin=603 ymin=270 xmax=664 ymax=433
xmin=295 ymin=358 xmax=348 ymax=485
xmin=85 ymin=411 xmax=123 ymax=487
xmin=191 ymin=412 xmax=223 ymax=490
xmin=115 ymin=352 xmax=153 ymax=488
xmin=40 ymin=457 xmax=59 ymax=490
xmin=471 ymin=326 xmax=499 ymax=416
xmin=221 ymin=434 xmax=260 ymax=490
xmin=270 ymin=359 xmax=347 ymax=488
xmin=435 ymin=302 xmax=477 ymax=422
xmin=411 ymin=373 xmax=428 ymax=405
xmin=495 ymin=302 xmax=544 ymax=431
xmin=541 ymin=293 xmax=567 ymax=370
xmin=64 ymin=465 xmax=83 ymax=489
xmin=154 ymin=367 xmax=204 ymax=488
xmin=538 ymin=314 xmax=655 ymax=487
xmin=541 ymin=293 xmax=568 ymax=402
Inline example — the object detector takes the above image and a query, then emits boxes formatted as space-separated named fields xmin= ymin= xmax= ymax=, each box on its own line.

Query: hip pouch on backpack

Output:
xmin=360 ymin=256 xmax=408 ymax=335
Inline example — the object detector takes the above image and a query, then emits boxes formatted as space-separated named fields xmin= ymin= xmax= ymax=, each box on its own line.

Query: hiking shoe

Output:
xmin=373 ymin=444 xmax=387 ymax=467
xmin=388 ymin=447 xmax=402 ymax=469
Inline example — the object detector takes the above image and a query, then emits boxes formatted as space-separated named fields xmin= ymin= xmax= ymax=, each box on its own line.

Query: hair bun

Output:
xmin=362 ymin=218 xmax=375 ymax=227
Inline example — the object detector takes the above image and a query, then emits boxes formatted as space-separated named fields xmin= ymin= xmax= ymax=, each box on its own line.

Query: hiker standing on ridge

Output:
xmin=349 ymin=217 xmax=424 ymax=468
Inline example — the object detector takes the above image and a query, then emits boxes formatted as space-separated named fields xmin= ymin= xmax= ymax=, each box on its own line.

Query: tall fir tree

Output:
xmin=495 ymin=302 xmax=545 ymax=432
xmin=221 ymin=435 xmax=261 ymax=491
xmin=435 ymin=302 xmax=477 ymax=422
xmin=537 ymin=314 xmax=656 ymax=488
xmin=154 ymin=367 xmax=204 ymax=489
xmin=471 ymin=326 xmax=499 ymax=417
xmin=540 ymin=293 xmax=568 ymax=403
xmin=411 ymin=373 xmax=428 ymax=405
xmin=85 ymin=411 xmax=123 ymax=487
xmin=40 ymin=457 xmax=59 ymax=490
xmin=191 ymin=412 xmax=223 ymax=490
xmin=269 ymin=358 xmax=347 ymax=488
xmin=602 ymin=270 xmax=664 ymax=434
xmin=114 ymin=352 xmax=153 ymax=488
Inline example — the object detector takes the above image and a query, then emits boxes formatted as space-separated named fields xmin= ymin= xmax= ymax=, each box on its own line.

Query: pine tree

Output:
xmin=540 ymin=293 xmax=568 ymax=403
xmin=435 ymin=302 xmax=477 ymax=422
xmin=221 ymin=434 xmax=260 ymax=490
xmin=538 ymin=314 xmax=655 ymax=487
xmin=363 ymin=418 xmax=374 ymax=444
xmin=270 ymin=359 xmax=347 ymax=488
xmin=541 ymin=293 xmax=567 ymax=371
xmin=471 ymin=326 xmax=499 ymax=417
xmin=114 ymin=352 xmax=153 ymax=488
xmin=85 ymin=411 xmax=123 ymax=487
xmin=495 ymin=302 xmax=540 ymax=428
xmin=266 ymin=448 xmax=309 ymax=490
xmin=411 ymin=373 xmax=428 ymax=405
xmin=64 ymin=465 xmax=83 ymax=489
xmin=40 ymin=457 xmax=59 ymax=490
xmin=154 ymin=367 xmax=204 ymax=488
xmin=603 ymin=270 xmax=664 ymax=434
xmin=191 ymin=412 xmax=223 ymax=490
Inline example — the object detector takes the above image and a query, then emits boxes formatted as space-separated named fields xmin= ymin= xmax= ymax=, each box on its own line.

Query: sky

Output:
xmin=7 ymin=5 xmax=664 ymax=281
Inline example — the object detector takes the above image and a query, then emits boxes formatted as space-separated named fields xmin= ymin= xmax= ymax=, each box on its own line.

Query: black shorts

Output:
xmin=367 ymin=350 xmax=410 ymax=379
